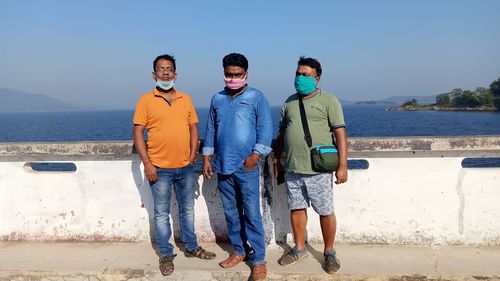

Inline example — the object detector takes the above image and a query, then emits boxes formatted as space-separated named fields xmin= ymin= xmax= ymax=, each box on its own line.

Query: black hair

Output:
xmin=298 ymin=56 xmax=322 ymax=77
xmin=153 ymin=54 xmax=176 ymax=72
xmin=222 ymin=53 xmax=248 ymax=71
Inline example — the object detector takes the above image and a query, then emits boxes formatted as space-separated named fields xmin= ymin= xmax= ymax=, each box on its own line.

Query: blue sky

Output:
xmin=1 ymin=0 xmax=499 ymax=108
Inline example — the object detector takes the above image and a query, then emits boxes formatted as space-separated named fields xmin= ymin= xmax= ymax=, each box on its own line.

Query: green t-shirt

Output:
xmin=279 ymin=90 xmax=345 ymax=174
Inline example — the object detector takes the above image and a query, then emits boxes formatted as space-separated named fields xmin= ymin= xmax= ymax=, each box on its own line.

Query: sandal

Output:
xmin=185 ymin=246 xmax=217 ymax=260
xmin=159 ymin=254 xmax=176 ymax=276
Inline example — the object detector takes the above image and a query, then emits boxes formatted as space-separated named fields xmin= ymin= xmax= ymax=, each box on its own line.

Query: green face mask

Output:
xmin=294 ymin=75 xmax=317 ymax=95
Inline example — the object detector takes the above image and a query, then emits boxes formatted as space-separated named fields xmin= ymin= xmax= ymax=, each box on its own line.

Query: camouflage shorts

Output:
xmin=285 ymin=172 xmax=334 ymax=216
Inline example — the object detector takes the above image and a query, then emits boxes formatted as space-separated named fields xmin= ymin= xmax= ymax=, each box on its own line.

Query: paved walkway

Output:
xmin=1 ymin=241 xmax=500 ymax=280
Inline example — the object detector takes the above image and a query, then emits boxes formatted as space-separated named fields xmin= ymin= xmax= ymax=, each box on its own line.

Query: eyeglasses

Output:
xmin=156 ymin=67 xmax=175 ymax=74
xmin=224 ymin=72 xmax=245 ymax=79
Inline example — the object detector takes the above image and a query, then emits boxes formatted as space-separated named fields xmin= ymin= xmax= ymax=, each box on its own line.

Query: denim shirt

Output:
xmin=202 ymin=86 xmax=273 ymax=175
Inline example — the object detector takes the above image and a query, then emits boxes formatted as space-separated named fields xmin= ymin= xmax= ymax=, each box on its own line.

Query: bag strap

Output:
xmin=298 ymin=97 xmax=313 ymax=147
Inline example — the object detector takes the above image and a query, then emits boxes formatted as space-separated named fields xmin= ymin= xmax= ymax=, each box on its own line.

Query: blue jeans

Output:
xmin=150 ymin=164 xmax=198 ymax=257
xmin=217 ymin=163 xmax=266 ymax=265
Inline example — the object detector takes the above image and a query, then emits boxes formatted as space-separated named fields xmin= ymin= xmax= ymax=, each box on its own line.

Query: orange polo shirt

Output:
xmin=133 ymin=88 xmax=198 ymax=168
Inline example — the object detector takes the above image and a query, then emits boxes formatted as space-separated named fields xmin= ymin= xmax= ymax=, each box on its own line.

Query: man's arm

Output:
xmin=202 ymin=102 xmax=216 ymax=179
xmin=245 ymin=95 xmax=273 ymax=170
xmin=273 ymin=129 xmax=285 ymax=178
xmin=133 ymin=124 xmax=158 ymax=182
xmin=188 ymin=123 xmax=199 ymax=164
xmin=333 ymin=127 xmax=348 ymax=184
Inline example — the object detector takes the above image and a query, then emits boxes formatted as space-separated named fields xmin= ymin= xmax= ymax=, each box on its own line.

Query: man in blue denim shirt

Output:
xmin=202 ymin=53 xmax=273 ymax=281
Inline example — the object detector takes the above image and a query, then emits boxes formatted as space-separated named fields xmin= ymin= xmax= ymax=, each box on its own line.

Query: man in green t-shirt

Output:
xmin=274 ymin=56 xmax=348 ymax=274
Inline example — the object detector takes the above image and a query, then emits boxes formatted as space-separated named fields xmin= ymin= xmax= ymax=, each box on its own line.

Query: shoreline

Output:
xmin=385 ymin=106 xmax=498 ymax=112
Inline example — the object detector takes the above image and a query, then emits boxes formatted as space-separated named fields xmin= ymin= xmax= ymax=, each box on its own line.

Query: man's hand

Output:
xmin=188 ymin=154 xmax=196 ymax=165
xmin=203 ymin=157 xmax=214 ymax=179
xmin=244 ymin=153 xmax=260 ymax=171
xmin=335 ymin=166 xmax=348 ymax=184
xmin=144 ymin=162 xmax=158 ymax=182
xmin=133 ymin=124 xmax=158 ymax=183
xmin=332 ymin=126 xmax=348 ymax=185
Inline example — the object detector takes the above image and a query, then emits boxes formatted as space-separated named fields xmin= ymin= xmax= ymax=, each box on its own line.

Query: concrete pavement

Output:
xmin=1 ymin=241 xmax=500 ymax=280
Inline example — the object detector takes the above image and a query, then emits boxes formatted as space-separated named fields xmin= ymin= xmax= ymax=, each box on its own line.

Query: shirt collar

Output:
xmin=153 ymin=87 xmax=183 ymax=100
xmin=224 ymin=85 xmax=248 ymax=99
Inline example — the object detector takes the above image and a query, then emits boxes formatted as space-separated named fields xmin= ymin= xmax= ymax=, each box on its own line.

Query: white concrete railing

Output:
xmin=0 ymin=136 xmax=499 ymax=245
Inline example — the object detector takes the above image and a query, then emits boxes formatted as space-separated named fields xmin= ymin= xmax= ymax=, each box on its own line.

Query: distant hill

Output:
xmin=356 ymin=95 xmax=437 ymax=105
xmin=0 ymin=88 xmax=73 ymax=112
xmin=339 ymin=99 xmax=354 ymax=105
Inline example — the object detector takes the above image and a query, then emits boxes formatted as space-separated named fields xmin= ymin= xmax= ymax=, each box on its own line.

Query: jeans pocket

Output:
xmin=242 ymin=161 xmax=258 ymax=172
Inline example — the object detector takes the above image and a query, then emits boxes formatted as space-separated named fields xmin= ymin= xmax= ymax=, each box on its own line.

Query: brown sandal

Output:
xmin=159 ymin=255 xmax=176 ymax=276
xmin=185 ymin=246 xmax=217 ymax=260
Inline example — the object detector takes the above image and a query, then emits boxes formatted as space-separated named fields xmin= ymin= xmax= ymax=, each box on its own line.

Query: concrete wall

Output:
xmin=0 ymin=136 xmax=499 ymax=245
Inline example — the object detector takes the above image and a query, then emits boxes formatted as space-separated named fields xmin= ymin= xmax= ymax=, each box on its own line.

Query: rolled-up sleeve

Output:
xmin=253 ymin=143 xmax=272 ymax=156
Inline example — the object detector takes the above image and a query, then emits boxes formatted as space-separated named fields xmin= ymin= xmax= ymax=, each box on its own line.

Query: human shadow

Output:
xmin=266 ymin=153 xmax=293 ymax=246
xmin=171 ymin=167 xmax=203 ymax=256
xmin=199 ymin=170 xmax=232 ymax=255
xmin=130 ymin=156 xmax=159 ymax=255
xmin=305 ymin=242 xmax=323 ymax=265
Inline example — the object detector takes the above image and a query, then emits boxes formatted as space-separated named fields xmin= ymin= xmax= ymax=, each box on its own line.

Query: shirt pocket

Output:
xmin=309 ymin=104 xmax=328 ymax=122
xmin=237 ymin=100 xmax=254 ymax=118
xmin=214 ymin=105 xmax=225 ymax=125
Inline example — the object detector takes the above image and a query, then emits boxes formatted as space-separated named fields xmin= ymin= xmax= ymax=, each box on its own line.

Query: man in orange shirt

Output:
xmin=133 ymin=54 xmax=216 ymax=276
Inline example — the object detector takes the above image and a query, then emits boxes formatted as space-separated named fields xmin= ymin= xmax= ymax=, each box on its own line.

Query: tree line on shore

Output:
xmin=402 ymin=76 xmax=500 ymax=110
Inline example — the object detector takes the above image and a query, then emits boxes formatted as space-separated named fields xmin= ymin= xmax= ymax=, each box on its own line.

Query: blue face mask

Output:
xmin=294 ymin=75 xmax=317 ymax=95
xmin=156 ymin=79 xmax=175 ymax=91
